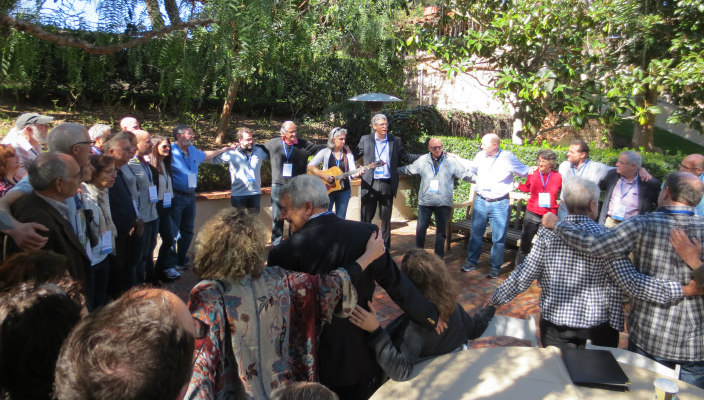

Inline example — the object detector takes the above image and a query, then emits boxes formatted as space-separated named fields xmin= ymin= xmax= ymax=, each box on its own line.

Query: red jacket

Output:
xmin=517 ymin=169 xmax=562 ymax=215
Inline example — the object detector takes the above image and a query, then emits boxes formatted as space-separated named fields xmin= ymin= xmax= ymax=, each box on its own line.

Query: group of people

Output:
xmin=1 ymin=109 xmax=704 ymax=400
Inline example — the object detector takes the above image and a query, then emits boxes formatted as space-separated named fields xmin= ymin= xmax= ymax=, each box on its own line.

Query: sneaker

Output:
xmin=487 ymin=268 xmax=501 ymax=279
xmin=175 ymin=264 xmax=189 ymax=271
xmin=165 ymin=268 xmax=181 ymax=279
xmin=461 ymin=261 xmax=479 ymax=273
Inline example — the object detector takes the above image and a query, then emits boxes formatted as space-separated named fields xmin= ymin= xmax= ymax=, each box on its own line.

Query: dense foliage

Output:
xmin=402 ymin=0 xmax=704 ymax=150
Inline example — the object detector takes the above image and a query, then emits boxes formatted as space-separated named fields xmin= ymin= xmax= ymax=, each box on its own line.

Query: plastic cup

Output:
xmin=654 ymin=378 xmax=679 ymax=400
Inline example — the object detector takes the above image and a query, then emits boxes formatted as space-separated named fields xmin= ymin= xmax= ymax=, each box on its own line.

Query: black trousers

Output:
xmin=539 ymin=317 xmax=619 ymax=351
xmin=360 ymin=179 xmax=393 ymax=249
xmin=515 ymin=210 xmax=543 ymax=266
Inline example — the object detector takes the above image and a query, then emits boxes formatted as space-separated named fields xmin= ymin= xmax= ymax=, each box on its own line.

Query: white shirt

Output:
xmin=470 ymin=149 xmax=529 ymax=199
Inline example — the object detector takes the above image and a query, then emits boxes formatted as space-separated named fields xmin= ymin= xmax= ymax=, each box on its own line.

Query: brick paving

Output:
xmin=164 ymin=216 xmax=629 ymax=348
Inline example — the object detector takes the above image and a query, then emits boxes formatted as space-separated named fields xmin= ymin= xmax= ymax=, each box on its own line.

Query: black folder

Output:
xmin=561 ymin=349 xmax=631 ymax=390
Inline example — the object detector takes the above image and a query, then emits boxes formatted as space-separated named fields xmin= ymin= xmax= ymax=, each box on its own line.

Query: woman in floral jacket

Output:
xmin=186 ymin=208 xmax=384 ymax=400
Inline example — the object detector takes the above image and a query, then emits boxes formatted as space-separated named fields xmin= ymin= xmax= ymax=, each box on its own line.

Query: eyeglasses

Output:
xmin=159 ymin=144 xmax=170 ymax=149
xmin=429 ymin=146 xmax=443 ymax=150
xmin=680 ymin=163 xmax=698 ymax=171
xmin=101 ymin=168 xmax=118 ymax=176
xmin=74 ymin=140 xmax=96 ymax=146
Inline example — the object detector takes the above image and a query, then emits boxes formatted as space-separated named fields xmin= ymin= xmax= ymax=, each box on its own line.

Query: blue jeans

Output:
xmin=466 ymin=196 xmax=509 ymax=270
xmin=328 ymin=189 xmax=351 ymax=219
xmin=417 ymin=205 xmax=451 ymax=258
xmin=231 ymin=194 xmax=261 ymax=214
xmin=155 ymin=201 xmax=175 ymax=275
xmin=629 ymin=339 xmax=704 ymax=389
xmin=271 ymin=184 xmax=284 ymax=245
xmin=171 ymin=192 xmax=196 ymax=266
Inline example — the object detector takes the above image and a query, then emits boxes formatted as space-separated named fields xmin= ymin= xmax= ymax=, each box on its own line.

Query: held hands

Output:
xmin=349 ymin=301 xmax=380 ymax=332
xmin=7 ymin=222 xmax=49 ymax=251
xmin=638 ymin=167 xmax=653 ymax=182
xmin=542 ymin=212 xmax=559 ymax=229
xmin=670 ymin=228 xmax=702 ymax=269
xmin=529 ymin=166 xmax=538 ymax=174
xmin=355 ymin=230 xmax=385 ymax=270
xmin=682 ymin=280 xmax=704 ymax=296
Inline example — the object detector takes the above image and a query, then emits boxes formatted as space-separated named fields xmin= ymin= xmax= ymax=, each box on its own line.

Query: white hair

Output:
xmin=280 ymin=175 xmax=330 ymax=209
xmin=562 ymin=176 xmax=600 ymax=215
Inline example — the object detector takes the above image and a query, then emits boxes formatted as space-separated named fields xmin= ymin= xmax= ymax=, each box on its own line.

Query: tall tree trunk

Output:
xmin=144 ymin=0 xmax=165 ymax=30
xmin=631 ymin=87 xmax=658 ymax=152
xmin=215 ymin=77 xmax=242 ymax=144
xmin=164 ymin=0 xmax=182 ymax=24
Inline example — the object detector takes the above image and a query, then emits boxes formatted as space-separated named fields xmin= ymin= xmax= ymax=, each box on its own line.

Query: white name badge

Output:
xmin=187 ymin=173 xmax=197 ymax=188
xmin=612 ymin=203 xmax=627 ymax=221
xmin=101 ymin=231 xmax=113 ymax=254
xmin=429 ymin=179 xmax=440 ymax=193
xmin=538 ymin=192 xmax=551 ymax=208
xmin=374 ymin=166 xmax=384 ymax=177
xmin=163 ymin=192 xmax=173 ymax=208
xmin=246 ymin=169 xmax=256 ymax=182
xmin=282 ymin=163 xmax=293 ymax=177
xmin=148 ymin=185 xmax=158 ymax=203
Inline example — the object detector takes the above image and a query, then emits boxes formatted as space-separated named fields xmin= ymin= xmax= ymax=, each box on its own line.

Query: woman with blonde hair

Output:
xmin=349 ymin=249 xmax=496 ymax=382
xmin=186 ymin=208 xmax=384 ymax=399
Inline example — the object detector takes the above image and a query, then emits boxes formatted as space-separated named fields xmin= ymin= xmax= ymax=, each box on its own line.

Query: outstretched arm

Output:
xmin=0 ymin=190 xmax=49 ymax=251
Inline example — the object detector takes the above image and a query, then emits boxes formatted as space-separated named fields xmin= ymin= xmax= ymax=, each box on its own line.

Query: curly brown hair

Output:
xmin=400 ymin=249 xmax=458 ymax=322
xmin=0 ymin=144 xmax=16 ymax=177
xmin=192 ymin=208 xmax=268 ymax=281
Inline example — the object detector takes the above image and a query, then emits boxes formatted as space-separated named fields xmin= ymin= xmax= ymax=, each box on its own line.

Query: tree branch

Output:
xmin=0 ymin=14 xmax=214 ymax=55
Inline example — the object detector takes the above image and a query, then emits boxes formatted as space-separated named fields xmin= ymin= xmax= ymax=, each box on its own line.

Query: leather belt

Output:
xmin=173 ymin=189 xmax=195 ymax=196
xmin=478 ymin=194 xmax=509 ymax=202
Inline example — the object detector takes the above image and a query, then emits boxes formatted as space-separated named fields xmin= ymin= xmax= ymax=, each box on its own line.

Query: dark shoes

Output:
xmin=461 ymin=261 xmax=479 ymax=273
xmin=487 ymin=268 xmax=501 ymax=279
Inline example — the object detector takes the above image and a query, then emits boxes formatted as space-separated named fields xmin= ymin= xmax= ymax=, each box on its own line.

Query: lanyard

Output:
xmin=619 ymin=176 xmax=638 ymax=200
xmin=657 ymin=208 xmax=695 ymax=216
xmin=178 ymin=146 xmax=194 ymax=173
xmin=539 ymin=171 xmax=552 ymax=190
xmin=334 ymin=150 xmax=344 ymax=169
xmin=486 ymin=150 xmax=502 ymax=172
xmin=375 ymin=139 xmax=388 ymax=161
xmin=571 ymin=159 xmax=590 ymax=176
xmin=432 ymin=155 xmax=444 ymax=177
xmin=282 ymin=139 xmax=293 ymax=162
xmin=133 ymin=157 xmax=153 ymax=182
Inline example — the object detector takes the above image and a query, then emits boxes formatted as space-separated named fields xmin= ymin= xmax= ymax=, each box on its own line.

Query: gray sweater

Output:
xmin=398 ymin=153 xmax=475 ymax=207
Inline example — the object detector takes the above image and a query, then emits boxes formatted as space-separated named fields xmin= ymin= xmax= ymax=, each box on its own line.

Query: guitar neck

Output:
xmin=334 ymin=162 xmax=382 ymax=180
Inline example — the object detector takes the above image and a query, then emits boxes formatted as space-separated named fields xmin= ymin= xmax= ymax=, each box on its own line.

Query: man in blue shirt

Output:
xmin=170 ymin=125 xmax=233 ymax=269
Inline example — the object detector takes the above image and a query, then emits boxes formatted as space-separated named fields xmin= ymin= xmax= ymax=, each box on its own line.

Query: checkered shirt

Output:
xmin=553 ymin=206 xmax=704 ymax=361
xmin=493 ymin=215 xmax=626 ymax=331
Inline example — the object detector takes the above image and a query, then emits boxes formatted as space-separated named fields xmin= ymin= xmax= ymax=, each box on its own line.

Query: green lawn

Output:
xmin=612 ymin=119 xmax=704 ymax=155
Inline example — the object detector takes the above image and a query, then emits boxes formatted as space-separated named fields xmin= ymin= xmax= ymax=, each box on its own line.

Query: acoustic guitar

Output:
xmin=314 ymin=160 xmax=386 ymax=195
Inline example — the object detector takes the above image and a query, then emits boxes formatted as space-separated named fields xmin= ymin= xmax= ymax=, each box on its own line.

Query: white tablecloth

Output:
xmin=370 ymin=347 xmax=704 ymax=400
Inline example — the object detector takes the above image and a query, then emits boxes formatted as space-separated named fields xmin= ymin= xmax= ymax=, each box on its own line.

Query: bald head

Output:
xmin=120 ymin=117 xmax=140 ymax=132
xmin=661 ymin=171 xmax=704 ymax=207
xmin=481 ymin=133 xmax=500 ymax=156
xmin=680 ymin=154 xmax=704 ymax=177
xmin=133 ymin=129 xmax=152 ymax=156
xmin=428 ymin=138 xmax=443 ymax=159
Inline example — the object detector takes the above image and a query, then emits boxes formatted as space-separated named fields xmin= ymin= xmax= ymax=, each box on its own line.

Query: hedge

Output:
xmin=401 ymin=136 xmax=685 ymax=222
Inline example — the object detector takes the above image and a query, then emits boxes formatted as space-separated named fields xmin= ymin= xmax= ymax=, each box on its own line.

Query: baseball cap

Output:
xmin=15 ymin=113 xmax=54 ymax=129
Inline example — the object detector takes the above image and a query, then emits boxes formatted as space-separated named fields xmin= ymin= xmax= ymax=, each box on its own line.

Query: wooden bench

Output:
xmin=445 ymin=186 xmax=530 ymax=252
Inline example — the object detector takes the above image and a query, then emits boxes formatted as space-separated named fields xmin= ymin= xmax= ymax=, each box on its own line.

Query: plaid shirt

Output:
xmin=554 ymin=206 xmax=704 ymax=361
xmin=493 ymin=215 xmax=683 ymax=333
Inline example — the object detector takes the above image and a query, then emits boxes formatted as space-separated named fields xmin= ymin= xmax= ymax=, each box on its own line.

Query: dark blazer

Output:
xmin=7 ymin=192 xmax=91 ymax=286
xmin=267 ymin=213 xmax=439 ymax=388
xmin=263 ymin=138 xmax=322 ymax=185
xmin=109 ymin=170 xmax=137 ymax=236
xmin=598 ymin=169 xmax=660 ymax=224
xmin=356 ymin=133 xmax=419 ymax=197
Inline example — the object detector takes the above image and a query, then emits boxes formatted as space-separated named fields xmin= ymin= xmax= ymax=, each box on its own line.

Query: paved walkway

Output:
xmin=164 ymin=217 xmax=628 ymax=348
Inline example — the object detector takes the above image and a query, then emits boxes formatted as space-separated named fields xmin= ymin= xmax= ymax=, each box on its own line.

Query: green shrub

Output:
xmin=400 ymin=136 xmax=684 ymax=221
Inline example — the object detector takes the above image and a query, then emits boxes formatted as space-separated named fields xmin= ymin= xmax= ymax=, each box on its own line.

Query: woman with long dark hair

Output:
xmin=149 ymin=135 xmax=179 ymax=281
